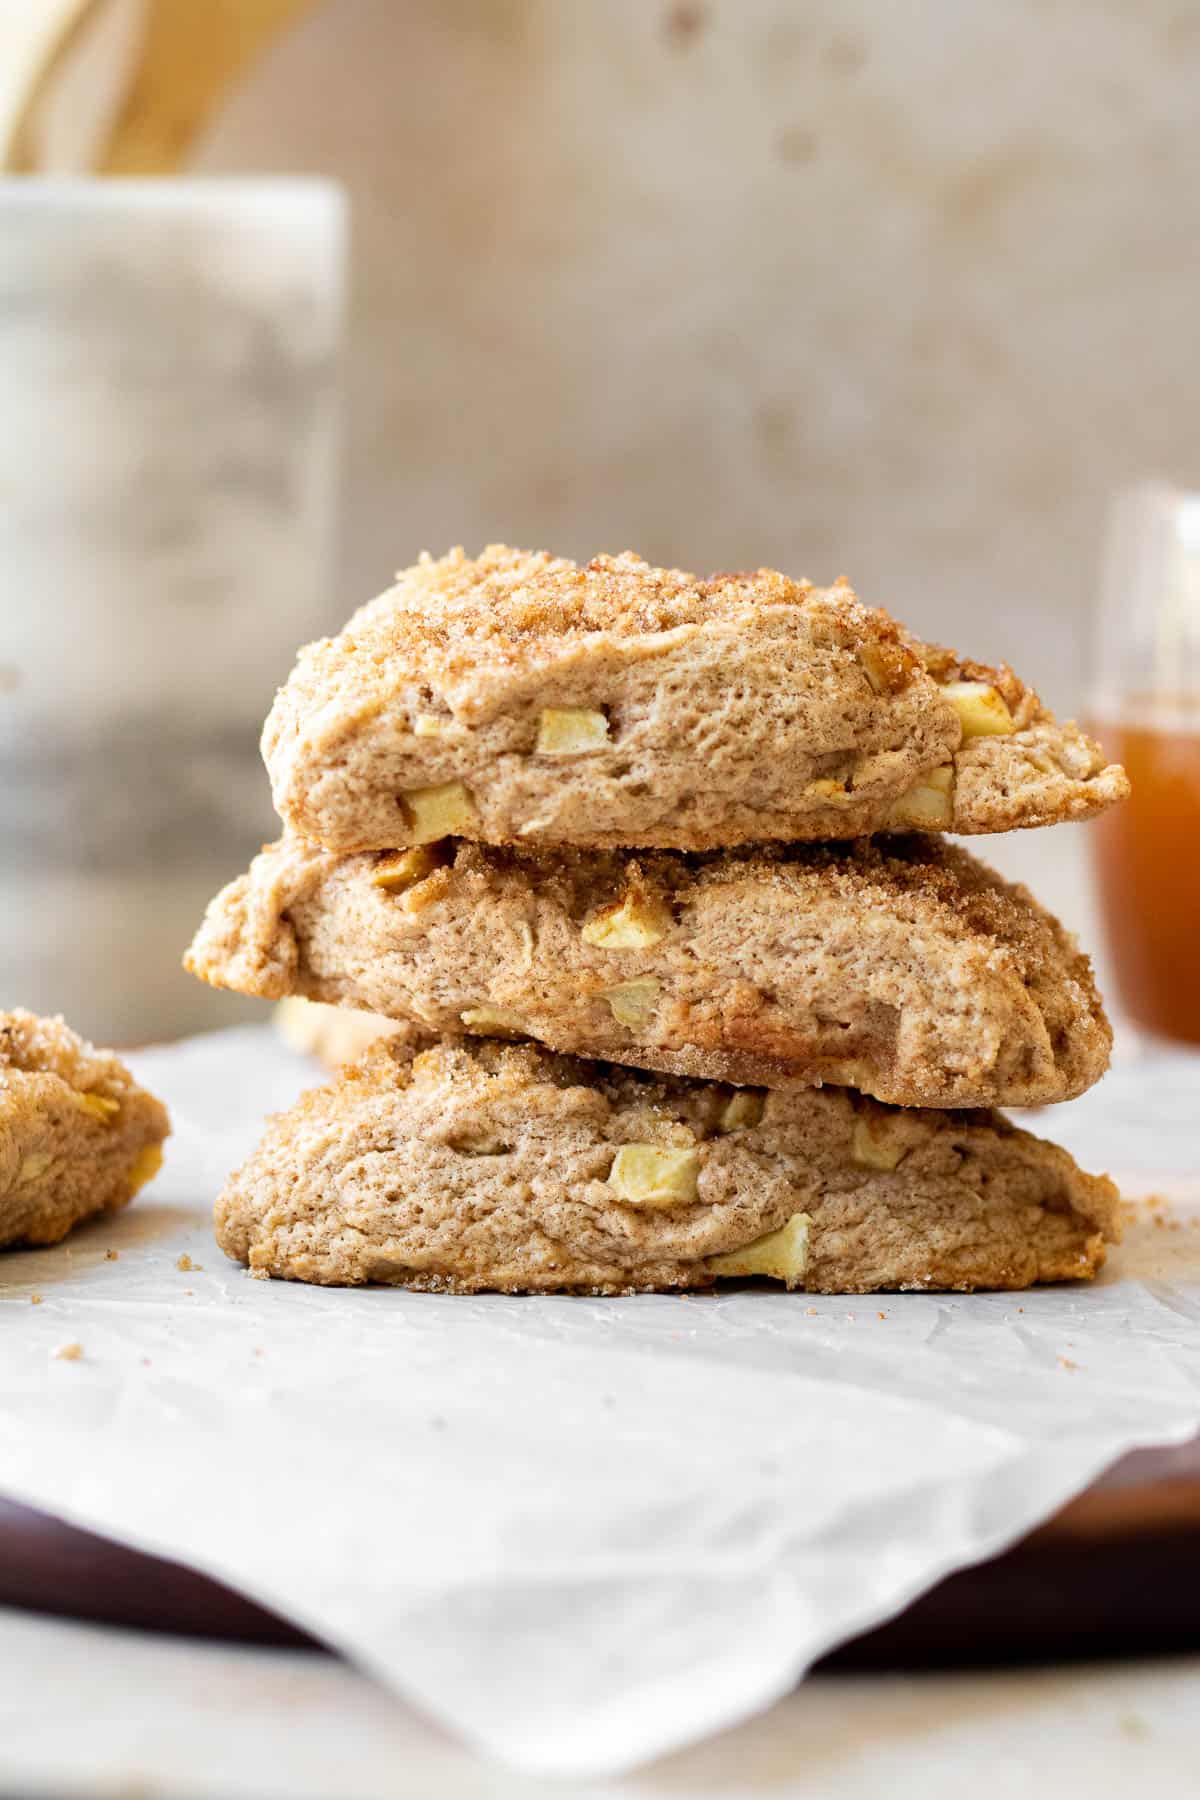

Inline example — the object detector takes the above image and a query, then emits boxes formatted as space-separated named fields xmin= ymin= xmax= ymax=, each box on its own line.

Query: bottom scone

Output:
xmin=217 ymin=1037 xmax=1119 ymax=1294
xmin=1 ymin=1010 xmax=170 ymax=1248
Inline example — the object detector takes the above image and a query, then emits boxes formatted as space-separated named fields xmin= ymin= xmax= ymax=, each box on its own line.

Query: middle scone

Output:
xmin=186 ymin=833 xmax=1109 ymax=1111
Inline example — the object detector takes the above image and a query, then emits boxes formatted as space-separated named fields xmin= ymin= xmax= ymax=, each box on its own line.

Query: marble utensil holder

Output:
xmin=0 ymin=179 xmax=345 ymax=1042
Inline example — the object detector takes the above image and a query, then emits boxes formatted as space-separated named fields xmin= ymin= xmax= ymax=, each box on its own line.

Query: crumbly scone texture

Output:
xmin=188 ymin=834 xmax=1110 ymax=1110
xmin=261 ymin=545 xmax=1128 ymax=853
xmin=216 ymin=1037 xmax=1120 ymax=1295
xmin=0 ymin=1010 xmax=170 ymax=1249
xmin=273 ymin=997 xmax=407 ymax=1070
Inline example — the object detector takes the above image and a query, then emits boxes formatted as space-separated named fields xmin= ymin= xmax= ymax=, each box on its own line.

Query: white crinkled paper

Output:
xmin=1 ymin=1027 xmax=1199 ymax=1776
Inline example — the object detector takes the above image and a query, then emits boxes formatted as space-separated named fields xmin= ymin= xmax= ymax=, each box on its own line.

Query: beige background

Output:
xmin=6 ymin=0 xmax=1191 ymax=1029
xmin=196 ymin=0 xmax=1200 ymax=714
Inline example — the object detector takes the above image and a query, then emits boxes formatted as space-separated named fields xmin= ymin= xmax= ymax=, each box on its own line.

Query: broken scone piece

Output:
xmin=0 ymin=1010 xmax=170 ymax=1249
xmin=261 ymin=545 xmax=1127 ymax=854
xmin=216 ymin=1037 xmax=1119 ymax=1295
xmin=273 ymin=997 xmax=407 ymax=1071
xmin=188 ymin=833 xmax=1111 ymax=1110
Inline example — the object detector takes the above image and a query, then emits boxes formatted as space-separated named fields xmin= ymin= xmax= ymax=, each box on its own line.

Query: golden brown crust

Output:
xmin=0 ymin=1011 xmax=170 ymax=1249
xmin=215 ymin=1036 xmax=1120 ymax=1295
xmin=349 ymin=546 xmax=831 ymax=652
xmin=186 ymin=833 xmax=1111 ymax=1110
xmin=261 ymin=546 xmax=1128 ymax=853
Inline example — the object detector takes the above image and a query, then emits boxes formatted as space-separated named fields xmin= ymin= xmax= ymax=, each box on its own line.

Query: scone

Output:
xmin=261 ymin=545 xmax=1128 ymax=853
xmin=215 ymin=1037 xmax=1119 ymax=1294
xmin=273 ymin=997 xmax=406 ymax=1070
xmin=187 ymin=834 xmax=1111 ymax=1110
xmin=0 ymin=1010 xmax=170 ymax=1248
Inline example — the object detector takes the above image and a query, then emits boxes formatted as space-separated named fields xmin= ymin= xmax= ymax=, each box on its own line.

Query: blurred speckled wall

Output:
xmin=198 ymin=0 xmax=1200 ymax=712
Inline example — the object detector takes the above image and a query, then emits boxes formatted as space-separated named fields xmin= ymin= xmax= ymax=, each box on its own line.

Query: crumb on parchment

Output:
xmin=53 ymin=1342 xmax=83 ymax=1362
xmin=30 ymin=1294 xmax=42 ymax=1305
xmin=176 ymin=1253 xmax=201 ymax=1272
xmin=105 ymin=1249 xmax=118 ymax=1261
xmin=1142 ymin=1192 xmax=1176 ymax=1231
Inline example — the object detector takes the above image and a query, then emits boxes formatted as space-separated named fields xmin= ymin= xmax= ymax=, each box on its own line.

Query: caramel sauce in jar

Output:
xmin=1090 ymin=713 xmax=1200 ymax=1044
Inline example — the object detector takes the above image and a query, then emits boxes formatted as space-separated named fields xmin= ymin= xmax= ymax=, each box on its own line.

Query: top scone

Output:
xmin=263 ymin=545 xmax=1128 ymax=854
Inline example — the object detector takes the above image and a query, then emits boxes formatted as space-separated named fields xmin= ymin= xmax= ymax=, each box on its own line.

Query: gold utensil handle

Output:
xmin=2 ymin=0 xmax=315 ymax=174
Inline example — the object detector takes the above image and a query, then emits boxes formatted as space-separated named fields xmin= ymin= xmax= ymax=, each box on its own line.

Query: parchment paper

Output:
xmin=2 ymin=1027 xmax=1198 ymax=1777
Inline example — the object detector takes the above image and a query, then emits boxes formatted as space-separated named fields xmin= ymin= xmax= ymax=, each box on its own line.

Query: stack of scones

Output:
xmin=187 ymin=546 xmax=1129 ymax=1296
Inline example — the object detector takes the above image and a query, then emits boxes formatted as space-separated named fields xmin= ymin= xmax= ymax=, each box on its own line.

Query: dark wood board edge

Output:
xmin=3 ymin=1441 xmax=1199 ymax=1672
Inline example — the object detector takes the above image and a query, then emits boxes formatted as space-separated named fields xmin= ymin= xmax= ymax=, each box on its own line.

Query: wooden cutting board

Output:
xmin=3 ymin=1439 xmax=1199 ymax=1670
